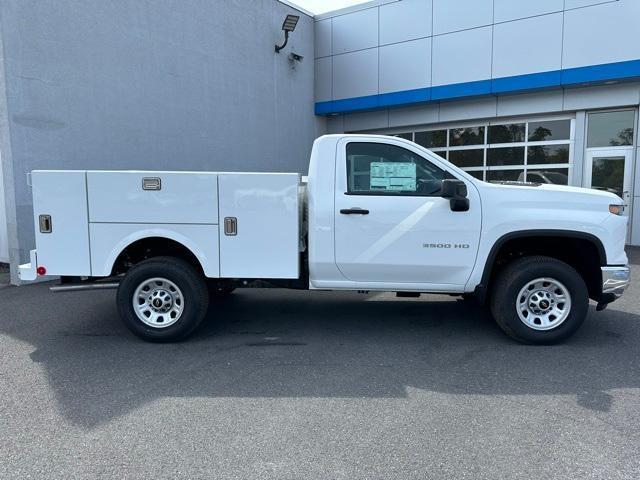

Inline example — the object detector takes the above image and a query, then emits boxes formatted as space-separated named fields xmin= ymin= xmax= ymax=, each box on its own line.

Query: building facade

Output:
xmin=314 ymin=0 xmax=640 ymax=246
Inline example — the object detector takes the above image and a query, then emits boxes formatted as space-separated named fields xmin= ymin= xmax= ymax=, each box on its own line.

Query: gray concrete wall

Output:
xmin=0 ymin=0 xmax=325 ymax=282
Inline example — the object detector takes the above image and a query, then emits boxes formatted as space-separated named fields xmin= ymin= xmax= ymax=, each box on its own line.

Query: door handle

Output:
xmin=224 ymin=217 xmax=237 ymax=236
xmin=340 ymin=208 xmax=369 ymax=215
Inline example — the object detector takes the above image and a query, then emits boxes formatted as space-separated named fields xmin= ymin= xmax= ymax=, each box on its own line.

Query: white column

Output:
xmin=630 ymin=107 xmax=640 ymax=246
xmin=572 ymin=111 xmax=586 ymax=188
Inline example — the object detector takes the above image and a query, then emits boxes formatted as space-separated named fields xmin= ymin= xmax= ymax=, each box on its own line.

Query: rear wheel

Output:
xmin=116 ymin=256 xmax=209 ymax=342
xmin=490 ymin=256 xmax=589 ymax=344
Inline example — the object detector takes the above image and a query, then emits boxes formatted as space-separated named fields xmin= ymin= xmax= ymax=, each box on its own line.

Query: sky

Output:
xmin=290 ymin=0 xmax=370 ymax=14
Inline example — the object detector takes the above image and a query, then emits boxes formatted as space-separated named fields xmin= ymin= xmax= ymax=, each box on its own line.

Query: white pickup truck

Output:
xmin=19 ymin=135 xmax=630 ymax=344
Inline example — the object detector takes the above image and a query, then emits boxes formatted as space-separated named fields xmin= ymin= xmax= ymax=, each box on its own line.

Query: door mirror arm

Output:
xmin=440 ymin=179 xmax=469 ymax=212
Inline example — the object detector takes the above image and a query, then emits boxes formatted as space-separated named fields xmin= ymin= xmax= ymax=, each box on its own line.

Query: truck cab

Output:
xmin=307 ymin=135 xmax=627 ymax=293
xmin=19 ymin=135 xmax=630 ymax=344
xmin=308 ymin=135 xmax=482 ymax=292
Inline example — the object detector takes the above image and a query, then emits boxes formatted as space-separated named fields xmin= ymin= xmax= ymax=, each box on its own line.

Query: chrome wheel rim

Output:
xmin=132 ymin=277 xmax=183 ymax=328
xmin=516 ymin=277 xmax=571 ymax=331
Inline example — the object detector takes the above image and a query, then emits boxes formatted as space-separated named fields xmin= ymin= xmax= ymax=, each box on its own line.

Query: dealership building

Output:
xmin=1 ymin=0 xmax=640 ymax=283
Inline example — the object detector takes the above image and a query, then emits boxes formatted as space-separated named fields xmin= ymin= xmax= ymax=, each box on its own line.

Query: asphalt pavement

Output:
xmin=1 ymin=250 xmax=639 ymax=479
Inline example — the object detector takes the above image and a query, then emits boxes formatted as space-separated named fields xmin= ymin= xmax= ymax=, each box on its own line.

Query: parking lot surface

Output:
xmin=1 ymin=250 xmax=639 ymax=479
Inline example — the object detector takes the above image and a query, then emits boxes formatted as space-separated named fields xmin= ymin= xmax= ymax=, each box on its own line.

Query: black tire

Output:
xmin=116 ymin=256 xmax=209 ymax=342
xmin=490 ymin=256 xmax=589 ymax=345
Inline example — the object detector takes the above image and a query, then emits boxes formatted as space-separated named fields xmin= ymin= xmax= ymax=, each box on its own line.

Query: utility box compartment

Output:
xmin=31 ymin=171 xmax=91 ymax=276
xmin=86 ymin=171 xmax=219 ymax=224
xmin=218 ymin=173 xmax=300 ymax=279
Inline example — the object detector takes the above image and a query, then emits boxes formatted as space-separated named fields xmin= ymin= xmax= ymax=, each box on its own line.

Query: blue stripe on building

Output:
xmin=315 ymin=59 xmax=640 ymax=116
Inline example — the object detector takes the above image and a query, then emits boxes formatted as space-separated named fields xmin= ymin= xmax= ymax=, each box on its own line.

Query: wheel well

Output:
xmin=481 ymin=234 xmax=604 ymax=302
xmin=111 ymin=237 xmax=204 ymax=276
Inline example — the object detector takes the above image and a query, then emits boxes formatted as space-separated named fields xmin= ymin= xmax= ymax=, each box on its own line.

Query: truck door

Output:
xmin=333 ymin=138 xmax=481 ymax=288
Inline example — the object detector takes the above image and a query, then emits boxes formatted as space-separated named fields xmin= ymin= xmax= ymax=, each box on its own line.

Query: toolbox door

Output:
xmin=31 ymin=171 xmax=91 ymax=276
xmin=218 ymin=173 xmax=300 ymax=279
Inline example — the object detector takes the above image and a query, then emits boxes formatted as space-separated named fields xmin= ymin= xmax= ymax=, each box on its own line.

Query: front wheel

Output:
xmin=116 ymin=256 xmax=209 ymax=342
xmin=490 ymin=256 xmax=589 ymax=344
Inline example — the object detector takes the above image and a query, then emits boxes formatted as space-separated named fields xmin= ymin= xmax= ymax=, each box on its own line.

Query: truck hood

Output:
xmin=538 ymin=183 xmax=623 ymax=202
xmin=481 ymin=181 xmax=623 ymax=204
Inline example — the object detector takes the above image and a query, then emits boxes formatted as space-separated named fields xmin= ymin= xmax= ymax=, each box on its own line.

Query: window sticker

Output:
xmin=370 ymin=162 xmax=416 ymax=191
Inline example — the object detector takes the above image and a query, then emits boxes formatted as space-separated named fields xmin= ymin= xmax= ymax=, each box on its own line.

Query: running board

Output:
xmin=50 ymin=282 xmax=119 ymax=292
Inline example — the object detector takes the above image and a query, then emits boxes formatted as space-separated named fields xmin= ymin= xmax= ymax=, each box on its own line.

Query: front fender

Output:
xmin=466 ymin=229 xmax=607 ymax=301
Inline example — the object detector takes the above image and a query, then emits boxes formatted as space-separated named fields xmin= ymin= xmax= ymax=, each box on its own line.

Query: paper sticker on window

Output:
xmin=370 ymin=162 xmax=416 ymax=191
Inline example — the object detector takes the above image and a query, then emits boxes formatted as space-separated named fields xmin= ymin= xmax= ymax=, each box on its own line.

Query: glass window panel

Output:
xmin=431 ymin=150 xmax=447 ymax=159
xmin=528 ymin=120 xmax=571 ymax=142
xmin=587 ymin=110 xmax=635 ymax=148
xmin=393 ymin=132 xmax=413 ymax=141
xmin=526 ymin=168 xmax=569 ymax=185
xmin=465 ymin=170 xmax=484 ymax=181
xmin=415 ymin=130 xmax=447 ymax=148
xmin=449 ymin=149 xmax=484 ymax=168
xmin=487 ymin=169 xmax=525 ymax=183
xmin=346 ymin=142 xmax=445 ymax=196
xmin=527 ymin=144 xmax=570 ymax=165
xmin=449 ymin=127 xmax=485 ymax=146
xmin=591 ymin=156 xmax=625 ymax=198
xmin=488 ymin=124 xmax=525 ymax=144
xmin=487 ymin=147 xmax=525 ymax=166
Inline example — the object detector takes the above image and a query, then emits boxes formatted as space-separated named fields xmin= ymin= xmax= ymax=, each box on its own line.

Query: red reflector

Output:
xmin=37 ymin=266 xmax=46 ymax=276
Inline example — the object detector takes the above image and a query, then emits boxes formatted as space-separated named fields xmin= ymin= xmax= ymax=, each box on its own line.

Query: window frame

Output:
xmin=373 ymin=114 xmax=575 ymax=185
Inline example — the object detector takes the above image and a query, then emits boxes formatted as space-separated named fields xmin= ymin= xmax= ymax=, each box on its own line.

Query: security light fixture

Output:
xmin=282 ymin=14 xmax=299 ymax=32
xmin=275 ymin=14 xmax=300 ymax=53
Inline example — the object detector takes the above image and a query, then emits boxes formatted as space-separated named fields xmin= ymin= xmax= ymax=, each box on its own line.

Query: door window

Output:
xmin=346 ymin=142 xmax=446 ymax=196
xmin=587 ymin=110 xmax=635 ymax=148
xmin=590 ymin=156 xmax=626 ymax=198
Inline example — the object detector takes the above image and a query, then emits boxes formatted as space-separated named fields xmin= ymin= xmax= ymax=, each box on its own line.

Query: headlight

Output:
xmin=609 ymin=204 xmax=625 ymax=215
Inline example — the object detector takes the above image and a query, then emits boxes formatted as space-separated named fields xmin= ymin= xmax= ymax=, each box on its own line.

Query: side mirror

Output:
xmin=440 ymin=179 xmax=469 ymax=212
xmin=441 ymin=179 xmax=467 ymax=198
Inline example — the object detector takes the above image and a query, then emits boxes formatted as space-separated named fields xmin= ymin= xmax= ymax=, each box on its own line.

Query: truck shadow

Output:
xmin=1 ymin=282 xmax=639 ymax=428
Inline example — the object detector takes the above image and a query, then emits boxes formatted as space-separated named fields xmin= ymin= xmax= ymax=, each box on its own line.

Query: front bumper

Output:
xmin=600 ymin=266 xmax=630 ymax=304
